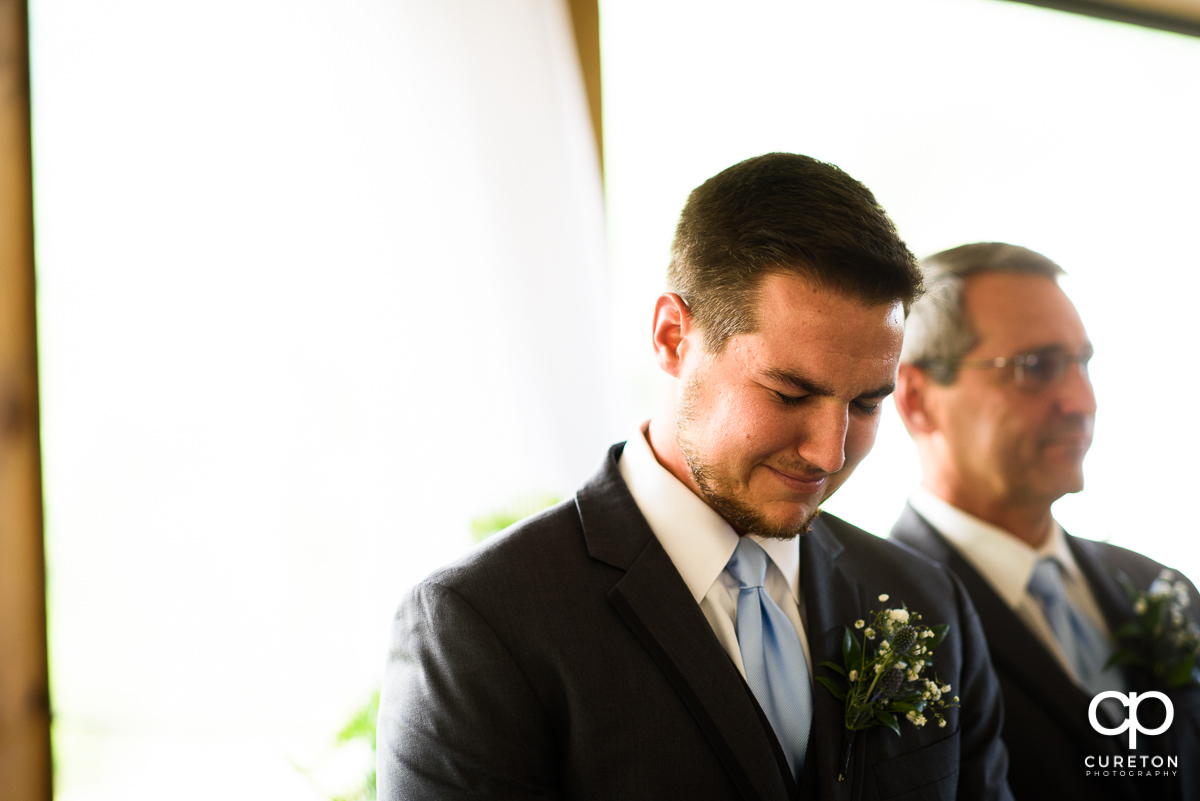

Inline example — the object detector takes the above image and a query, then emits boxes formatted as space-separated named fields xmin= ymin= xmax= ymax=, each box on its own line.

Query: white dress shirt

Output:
xmin=618 ymin=425 xmax=812 ymax=679
xmin=909 ymin=486 xmax=1112 ymax=684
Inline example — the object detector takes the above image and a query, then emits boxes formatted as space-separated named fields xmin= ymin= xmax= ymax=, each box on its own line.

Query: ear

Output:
xmin=894 ymin=363 xmax=938 ymax=435
xmin=651 ymin=293 xmax=696 ymax=378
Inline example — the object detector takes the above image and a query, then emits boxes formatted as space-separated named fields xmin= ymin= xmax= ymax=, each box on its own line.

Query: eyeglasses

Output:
xmin=952 ymin=345 xmax=1094 ymax=391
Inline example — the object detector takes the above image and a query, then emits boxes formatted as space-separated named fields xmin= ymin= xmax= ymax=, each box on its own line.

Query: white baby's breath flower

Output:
xmin=939 ymin=719 xmax=947 ymax=728
xmin=822 ymin=599 xmax=959 ymax=738
xmin=1134 ymin=598 xmax=1148 ymax=614
xmin=941 ymin=684 xmax=951 ymax=694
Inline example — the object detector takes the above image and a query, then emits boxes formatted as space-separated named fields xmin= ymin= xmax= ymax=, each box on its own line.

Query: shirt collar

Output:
xmin=619 ymin=424 xmax=800 ymax=603
xmin=909 ymin=485 xmax=1081 ymax=606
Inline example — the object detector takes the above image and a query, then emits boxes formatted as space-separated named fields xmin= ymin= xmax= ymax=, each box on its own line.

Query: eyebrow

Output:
xmin=762 ymin=367 xmax=896 ymax=400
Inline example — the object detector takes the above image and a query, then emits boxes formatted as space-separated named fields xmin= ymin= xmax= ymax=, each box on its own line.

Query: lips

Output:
xmin=766 ymin=465 xmax=829 ymax=495
xmin=1040 ymin=419 xmax=1093 ymax=451
xmin=1043 ymin=433 xmax=1091 ymax=447
xmin=1039 ymin=414 xmax=1093 ymax=450
xmin=1041 ymin=437 xmax=1092 ymax=460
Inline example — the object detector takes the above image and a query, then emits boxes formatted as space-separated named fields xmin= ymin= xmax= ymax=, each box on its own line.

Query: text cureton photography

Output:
xmin=1084 ymin=754 xmax=1179 ymax=778
xmin=1085 ymin=690 xmax=1181 ymax=779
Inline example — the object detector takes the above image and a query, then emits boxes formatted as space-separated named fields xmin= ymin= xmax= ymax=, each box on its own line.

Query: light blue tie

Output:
xmin=726 ymin=537 xmax=812 ymax=782
xmin=1027 ymin=556 xmax=1126 ymax=697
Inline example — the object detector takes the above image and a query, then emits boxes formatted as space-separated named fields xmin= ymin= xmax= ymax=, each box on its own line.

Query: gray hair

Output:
xmin=901 ymin=242 xmax=1065 ymax=384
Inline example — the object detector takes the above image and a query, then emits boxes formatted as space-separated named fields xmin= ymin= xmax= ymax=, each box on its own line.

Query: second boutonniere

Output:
xmin=1106 ymin=569 xmax=1200 ymax=689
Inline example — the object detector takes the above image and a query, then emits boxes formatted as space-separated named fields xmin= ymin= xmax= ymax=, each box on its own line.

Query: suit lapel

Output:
xmin=1068 ymin=537 xmax=1137 ymax=642
xmin=890 ymin=505 xmax=1101 ymax=745
xmin=802 ymin=519 xmax=868 ymax=801
xmin=577 ymin=444 xmax=791 ymax=801
xmin=1068 ymin=536 xmax=1175 ymax=728
xmin=610 ymin=546 xmax=792 ymax=801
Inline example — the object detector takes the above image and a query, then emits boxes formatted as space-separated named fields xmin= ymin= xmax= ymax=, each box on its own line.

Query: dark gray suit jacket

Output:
xmin=891 ymin=503 xmax=1200 ymax=801
xmin=378 ymin=445 xmax=1013 ymax=800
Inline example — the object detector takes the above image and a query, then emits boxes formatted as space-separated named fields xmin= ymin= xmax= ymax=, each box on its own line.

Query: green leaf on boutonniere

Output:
xmin=843 ymin=627 xmax=863 ymax=670
xmin=1105 ymin=569 xmax=1200 ymax=689
xmin=816 ymin=598 xmax=959 ymax=737
xmin=1110 ymin=621 xmax=1138 ymax=640
xmin=816 ymin=676 xmax=846 ymax=701
xmin=874 ymin=708 xmax=901 ymax=736
xmin=820 ymin=660 xmax=846 ymax=677
xmin=1166 ymin=659 xmax=1195 ymax=689
xmin=1105 ymin=650 xmax=1145 ymax=669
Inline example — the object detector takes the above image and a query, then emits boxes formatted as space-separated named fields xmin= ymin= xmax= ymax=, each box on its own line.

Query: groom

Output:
xmin=378 ymin=153 xmax=1012 ymax=800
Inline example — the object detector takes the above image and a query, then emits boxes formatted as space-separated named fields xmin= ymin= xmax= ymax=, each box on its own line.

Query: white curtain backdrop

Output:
xmin=32 ymin=1 xmax=618 ymax=798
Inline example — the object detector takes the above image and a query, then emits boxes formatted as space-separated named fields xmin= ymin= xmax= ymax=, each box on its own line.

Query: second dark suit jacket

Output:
xmin=891 ymin=503 xmax=1200 ymax=801
xmin=378 ymin=444 xmax=1013 ymax=800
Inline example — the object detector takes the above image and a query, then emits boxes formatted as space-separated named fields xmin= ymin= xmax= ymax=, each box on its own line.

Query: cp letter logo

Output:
xmin=1089 ymin=691 xmax=1174 ymax=748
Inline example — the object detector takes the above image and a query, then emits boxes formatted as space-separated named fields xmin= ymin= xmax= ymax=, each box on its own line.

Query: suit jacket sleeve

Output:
xmin=377 ymin=580 xmax=560 ymax=801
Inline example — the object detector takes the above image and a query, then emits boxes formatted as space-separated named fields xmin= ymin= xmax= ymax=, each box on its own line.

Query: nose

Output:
xmin=1056 ymin=360 xmax=1097 ymax=417
xmin=795 ymin=403 xmax=848 ymax=475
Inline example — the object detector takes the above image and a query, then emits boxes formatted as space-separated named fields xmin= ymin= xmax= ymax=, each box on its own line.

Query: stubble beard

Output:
xmin=676 ymin=373 xmax=819 ymax=541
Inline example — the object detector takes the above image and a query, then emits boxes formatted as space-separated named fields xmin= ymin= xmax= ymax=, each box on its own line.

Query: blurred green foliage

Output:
xmin=469 ymin=492 xmax=561 ymax=542
xmin=331 ymin=689 xmax=379 ymax=801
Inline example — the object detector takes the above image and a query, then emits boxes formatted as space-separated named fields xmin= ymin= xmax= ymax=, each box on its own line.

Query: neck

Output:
xmin=645 ymin=412 xmax=696 ymax=493
xmin=921 ymin=479 xmax=1054 ymax=548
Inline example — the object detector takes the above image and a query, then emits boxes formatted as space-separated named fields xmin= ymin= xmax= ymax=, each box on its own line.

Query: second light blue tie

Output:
xmin=1027 ymin=556 xmax=1126 ymax=698
xmin=726 ymin=537 xmax=812 ymax=782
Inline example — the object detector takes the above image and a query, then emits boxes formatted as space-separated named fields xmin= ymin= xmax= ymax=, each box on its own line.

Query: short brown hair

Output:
xmin=667 ymin=152 xmax=922 ymax=352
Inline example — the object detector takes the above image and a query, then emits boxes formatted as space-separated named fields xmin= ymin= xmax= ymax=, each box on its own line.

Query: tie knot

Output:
xmin=1028 ymin=556 xmax=1068 ymax=604
xmin=726 ymin=537 xmax=769 ymax=589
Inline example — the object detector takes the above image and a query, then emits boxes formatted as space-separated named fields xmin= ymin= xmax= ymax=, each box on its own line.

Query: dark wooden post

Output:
xmin=0 ymin=1 xmax=52 ymax=799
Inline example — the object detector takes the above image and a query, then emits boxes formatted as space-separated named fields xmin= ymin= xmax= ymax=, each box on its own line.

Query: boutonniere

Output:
xmin=817 ymin=595 xmax=959 ymax=780
xmin=1106 ymin=570 xmax=1200 ymax=689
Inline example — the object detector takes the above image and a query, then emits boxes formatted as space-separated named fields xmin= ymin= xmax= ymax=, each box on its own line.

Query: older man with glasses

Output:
xmin=889 ymin=242 xmax=1200 ymax=800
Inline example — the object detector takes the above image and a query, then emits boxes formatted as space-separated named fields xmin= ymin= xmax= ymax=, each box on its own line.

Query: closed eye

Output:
xmin=853 ymin=399 xmax=882 ymax=416
xmin=774 ymin=390 xmax=809 ymax=406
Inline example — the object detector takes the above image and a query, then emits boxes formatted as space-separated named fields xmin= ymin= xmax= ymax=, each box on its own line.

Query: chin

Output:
xmin=758 ymin=508 xmax=822 ymax=540
xmin=1042 ymin=475 xmax=1085 ymax=499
